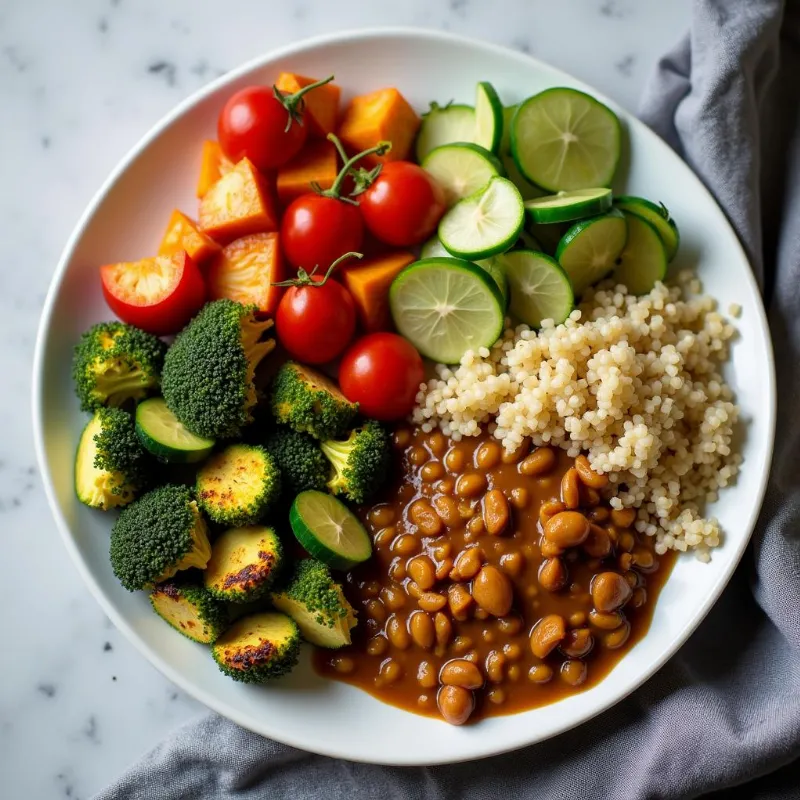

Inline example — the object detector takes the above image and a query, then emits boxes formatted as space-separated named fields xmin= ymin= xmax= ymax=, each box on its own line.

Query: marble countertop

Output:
xmin=3 ymin=0 xmax=689 ymax=796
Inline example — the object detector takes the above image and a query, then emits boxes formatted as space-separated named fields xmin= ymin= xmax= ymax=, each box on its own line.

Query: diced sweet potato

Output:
xmin=199 ymin=158 xmax=279 ymax=244
xmin=158 ymin=209 xmax=221 ymax=265
xmin=274 ymin=72 xmax=341 ymax=137
xmin=338 ymin=88 xmax=420 ymax=166
xmin=208 ymin=232 xmax=285 ymax=316
xmin=196 ymin=140 xmax=234 ymax=198
xmin=340 ymin=251 xmax=415 ymax=332
xmin=276 ymin=140 xmax=338 ymax=206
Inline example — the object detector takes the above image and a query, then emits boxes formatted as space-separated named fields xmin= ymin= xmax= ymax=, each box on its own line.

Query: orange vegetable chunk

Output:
xmin=340 ymin=251 xmax=416 ymax=332
xmin=277 ymin=140 xmax=338 ymax=206
xmin=196 ymin=140 xmax=234 ymax=198
xmin=338 ymin=88 xmax=420 ymax=166
xmin=274 ymin=72 xmax=341 ymax=137
xmin=208 ymin=232 xmax=285 ymax=316
xmin=158 ymin=209 xmax=221 ymax=264
xmin=199 ymin=158 xmax=279 ymax=244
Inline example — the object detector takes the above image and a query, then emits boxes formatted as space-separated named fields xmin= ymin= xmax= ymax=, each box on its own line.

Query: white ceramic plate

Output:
xmin=33 ymin=29 xmax=775 ymax=765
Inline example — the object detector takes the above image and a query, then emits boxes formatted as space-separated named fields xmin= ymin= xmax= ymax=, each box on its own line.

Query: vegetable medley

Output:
xmin=72 ymin=68 xmax=680 ymax=687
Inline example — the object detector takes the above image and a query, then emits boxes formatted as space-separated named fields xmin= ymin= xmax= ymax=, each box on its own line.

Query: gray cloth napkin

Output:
xmin=96 ymin=2 xmax=800 ymax=798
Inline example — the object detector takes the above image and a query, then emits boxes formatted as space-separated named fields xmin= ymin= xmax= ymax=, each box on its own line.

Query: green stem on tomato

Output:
xmin=271 ymin=252 xmax=363 ymax=288
xmin=273 ymin=74 xmax=335 ymax=132
xmin=320 ymin=134 xmax=391 ymax=205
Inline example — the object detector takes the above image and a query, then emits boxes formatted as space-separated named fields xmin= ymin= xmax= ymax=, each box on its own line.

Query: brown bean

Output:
xmin=630 ymin=587 xmax=647 ymax=608
xmin=483 ymin=489 xmax=510 ymax=536
xmin=618 ymin=552 xmax=634 ymax=572
xmin=374 ymin=525 xmax=396 ymax=549
xmin=451 ymin=635 xmax=474 ymax=654
xmin=421 ymin=461 xmax=444 ymax=482
xmin=405 ymin=580 xmax=422 ymax=599
xmin=475 ymin=440 xmax=502 ymax=470
xmin=417 ymin=693 xmax=433 ymax=709
xmin=560 ymin=627 xmax=594 ymax=658
xmin=440 ymin=658 xmax=483 ymax=690
xmin=538 ymin=557 xmax=568 ymax=592
xmin=381 ymin=586 xmax=406 ymax=611
xmin=528 ymin=664 xmax=553 ymax=683
xmin=474 ymin=607 xmax=489 ymax=620
xmin=437 ymin=685 xmax=475 ymax=726
xmin=436 ymin=478 xmax=455 ymax=494
xmin=530 ymin=614 xmax=567 ymax=658
xmin=417 ymin=660 xmax=438 ymax=688
xmin=485 ymin=650 xmax=506 ymax=683
xmin=560 ymin=659 xmax=588 ymax=686
xmin=444 ymin=447 xmax=465 ymax=472
xmin=569 ymin=611 xmax=587 ymax=628
xmin=539 ymin=538 xmax=564 ymax=558
xmin=409 ymin=499 xmax=443 ymax=536
xmin=509 ymin=487 xmax=529 ymax=510
xmin=472 ymin=565 xmax=513 ymax=617
xmin=447 ymin=583 xmax=474 ymax=620
xmin=482 ymin=629 xmax=495 ymax=644
xmin=632 ymin=547 xmax=657 ymax=571
xmin=433 ymin=494 xmax=461 ymax=527
xmin=583 ymin=523 xmax=613 ymax=558
xmin=603 ymin=620 xmax=631 ymax=649
xmin=365 ymin=598 xmax=387 ymax=624
xmin=560 ymin=467 xmax=581 ymax=509
xmin=467 ymin=515 xmax=485 ymax=536
xmin=591 ymin=571 xmax=633 ymax=612
xmin=618 ymin=531 xmax=635 ymax=553
xmin=544 ymin=511 xmax=590 ymax=548
xmin=501 ymin=438 xmax=531 ymax=464
xmin=393 ymin=429 xmax=411 ymax=448
xmin=368 ymin=504 xmax=396 ymax=528
xmin=454 ymin=547 xmax=483 ymax=580
xmin=376 ymin=658 xmax=403 ymax=687
xmin=409 ymin=611 xmax=435 ymax=650
xmin=624 ymin=570 xmax=639 ymax=588
xmin=581 ymin=486 xmax=601 ymax=507
xmin=435 ymin=557 xmax=454 ymax=582
xmin=434 ymin=612 xmax=452 ymax=647
xmin=331 ymin=655 xmax=355 ymax=674
xmin=419 ymin=591 xmax=447 ymax=612
xmin=611 ymin=507 xmax=637 ymax=528
xmin=519 ymin=447 xmax=556 ymax=476
xmin=386 ymin=614 xmax=411 ymax=650
xmin=456 ymin=472 xmax=487 ymax=498
xmin=392 ymin=534 xmax=420 ymax=557
xmin=407 ymin=555 xmax=436 ymax=590
xmin=389 ymin=559 xmax=406 ymax=582
xmin=361 ymin=580 xmax=380 ymax=597
xmin=575 ymin=454 xmax=609 ymax=489
xmin=539 ymin=499 xmax=567 ymax=528
xmin=499 ymin=551 xmax=525 ymax=578
xmin=589 ymin=609 xmax=625 ymax=630
xmin=427 ymin=432 xmax=447 ymax=457
xmin=497 ymin=615 xmax=523 ymax=635
xmin=409 ymin=446 xmax=428 ymax=466
xmin=507 ymin=664 xmax=521 ymax=681
xmin=502 ymin=643 xmax=522 ymax=661
xmin=367 ymin=635 xmax=388 ymax=656
xmin=487 ymin=687 xmax=506 ymax=704
xmin=432 ymin=541 xmax=453 ymax=560
xmin=588 ymin=507 xmax=610 ymax=523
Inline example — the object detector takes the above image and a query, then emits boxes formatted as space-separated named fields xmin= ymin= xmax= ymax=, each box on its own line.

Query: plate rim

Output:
xmin=31 ymin=26 xmax=777 ymax=765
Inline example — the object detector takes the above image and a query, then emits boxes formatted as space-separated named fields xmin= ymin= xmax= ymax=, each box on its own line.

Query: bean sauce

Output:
xmin=314 ymin=429 xmax=675 ymax=724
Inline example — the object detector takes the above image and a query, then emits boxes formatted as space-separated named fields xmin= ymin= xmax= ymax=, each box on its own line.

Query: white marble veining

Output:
xmin=2 ymin=0 xmax=689 ymax=796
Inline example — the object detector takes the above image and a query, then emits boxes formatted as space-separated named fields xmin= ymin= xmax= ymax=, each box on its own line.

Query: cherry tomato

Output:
xmin=281 ymin=194 xmax=364 ymax=271
xmin=275 ymin=273 xmax=356 ymax=364
xmin=359 ymin=162 xmax=446 ymax=247
xmin=339 ymin=333 xmax=425 ymax=420
xmin=100 ymin=252 xmax=205 ymax=336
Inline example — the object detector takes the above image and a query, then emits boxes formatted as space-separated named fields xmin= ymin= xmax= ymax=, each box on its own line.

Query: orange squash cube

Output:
xmin=158 ymin=209 xmax=221 ymax=264
xmin=196 ymin=140 xmax=234 ymax=198
xmin=274 ymin=72 xmax=341 ymax=137
xmin=276 ymin=140 xmax=338 ymax=206
xmin=208 ymin=233 xmax=285 ymax=316
xmin=338 ymin=88 xmax=420 ymax=166
xmin=199 ymin=158 xmax=279 ymax=244
xmin=340 ymin=251 xmax=416 ymax=332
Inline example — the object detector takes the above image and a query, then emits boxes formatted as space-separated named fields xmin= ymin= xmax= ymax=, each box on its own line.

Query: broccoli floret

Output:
xmin=73 ymin=321 xmax=166 ymax=412
xmin=204 ymin=525 xmax=283 ymax=602
xmin=161 ymin=299 xmax=275 ymax=439
xmin=196 ymin=444 xmax=281 ymax=526
xmin=110 ymin=485 xmax=212 ymax=591
xmin=272 ymin=559 xmax=357 ymax=648
xmin=320 ymin=421 xmax=391 ymax=504
xmin=75 ymin=408 xmax=150 ymax=510
xmin=212 ymin=611 xmax=300 ymax=683
xmin=149 ymin=580 xmax=229 ymax=644
xmin=270 ymin=362 xmax=357 ymax=441
xmin=265 ymin=426 xmax=329 ymax=494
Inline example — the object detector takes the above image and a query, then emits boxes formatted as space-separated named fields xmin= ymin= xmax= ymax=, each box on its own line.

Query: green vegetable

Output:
xmin=149 ymin=580 xmax=228 ymax=644
xmin=270 ymin=361 xmax=357 ymax=441
xmin=524 ymin=188 xmax=613 ymax=225
xmin=211 ymin=612 xmax=300 ymax=683
xmin=203 ymin=525 xmax=283 ymax=603
xmin=135 ymin=397 xmax=215 ymax=463
xmin=320 ymin=420 xmax=391 ymax=505
xmin=75 ymin=407 xmax=150 ymax=510
xmin=474 ymin=81 xmax=503 ymax=153
xmin=612 ymin=212 xmax=668 ymax=295
xmin=196 ymin=443 xmax=280 ymax=527
xmin=161 ymin=299 xmax=274 ymax=439
xmin=290 ymin=491 xmax=372 ymax=570
xmin=415 ymin=102 xmax=477 ymax=162
xmin=503 ymin=250 xmax=575 ymax=328
xmin=421 ymin=142 xmax=504 ymax=207
xmin=110 ymin=485 xmax=212 ymax=591
xmin=72 ymin=321 xmax=166 ymax=412
xmin=272 ymin=559 xmax=357 ymax=648
xmin=265 ymin=426 xmax=329 ymax=494
xmin=614 ymin=195 xmax=680 ymax=261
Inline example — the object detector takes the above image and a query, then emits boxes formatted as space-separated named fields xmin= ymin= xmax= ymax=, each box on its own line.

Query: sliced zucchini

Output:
xmin=415 ymin=102 xmax=476 ymax=162
xmin=612 ymin=212 xmax=668 ymax=295
xmin=500 ymin=105 xmax=517 ymax=156
xmin=422 ymin=143 xmax=504 ymax=207
xmin=474 ymin=81 xmax=503 ymax=153
xmin=503 ymin=250 xmax=574 ymax=328
xmin=511 ymin=88 xmax=622 ymax=191
xmin=524 ymin=188 xmax=613 ymax=225
xmin=135 ymin=397 xmax=215 ymax=464
xmin=438 ymin=176 xmax=525 ymax=260
xmin=290 ymin=490 xmax=372 ymax=571
xmin=389 ymin=257 xmax=505 ymax=363
xmin=614 ymin=196 xmax=680 ymax=261
xmin=556 ymin=209 xmax=628 ymax=296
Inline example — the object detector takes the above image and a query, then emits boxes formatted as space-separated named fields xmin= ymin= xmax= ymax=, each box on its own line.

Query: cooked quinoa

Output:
xmin=413 ymin=273 xmax=741 ymax=561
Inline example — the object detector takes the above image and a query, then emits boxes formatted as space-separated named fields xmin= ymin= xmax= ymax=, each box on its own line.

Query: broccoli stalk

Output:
xmin=320 ymin=421 xmax=391 ymax=504
xmin=149 ymin=581 xmax=229 ymax=644
xmin=265 ymin=427 xmax=329 ymax=494
xmin=161 ymin=299 xmax=275 ymax=439
xmin=110 ymin=485 xmax=212 ymax=591
xmin=75 ymin=407 xmax=150 ymax=510
xmin=271 ymin=559 xmax=357 ymax=648
xmin=72 ymin=322 xmax=166 ymax=412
